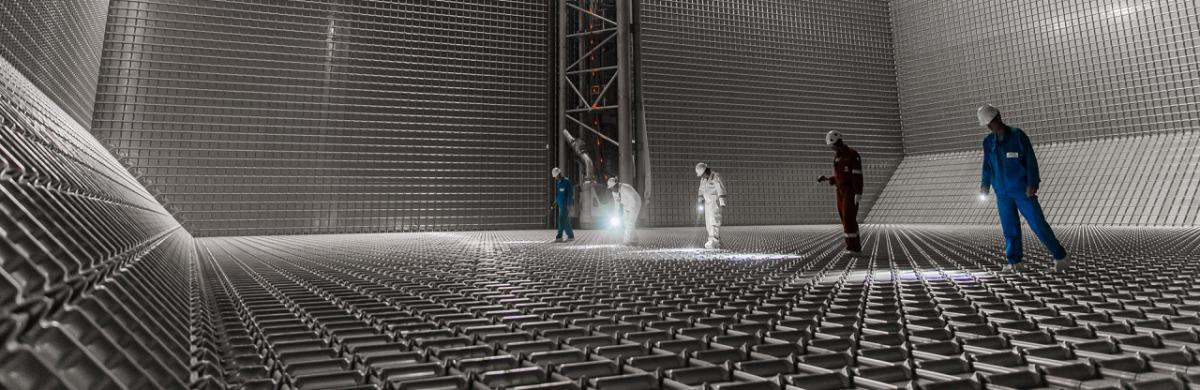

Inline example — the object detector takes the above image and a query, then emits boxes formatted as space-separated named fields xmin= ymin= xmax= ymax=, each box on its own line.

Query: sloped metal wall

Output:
xmin=869 ymin=131 xmax=1200 ymax=226
xmin=0 ymin=2 xmax=196 ymax=386
xmin=0 ymin=0 xmax=109 ymax=127
xmin=872 ymin=0 xmax=1200 ymax=225
xmin=92 ymin=0 xmax=550 ymax=236
xmin=638 ymin=0 xmax=903 ymax=227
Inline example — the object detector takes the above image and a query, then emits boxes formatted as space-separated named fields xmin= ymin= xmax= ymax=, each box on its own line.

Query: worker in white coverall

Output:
xmin=695 ymin=163 xmax=726 ymax=249
xmin=607 ymin=178 xmax=641 ymax=245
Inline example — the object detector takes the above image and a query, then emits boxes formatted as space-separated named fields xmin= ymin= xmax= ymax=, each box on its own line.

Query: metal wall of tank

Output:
xmin=0 ymin=1 xmax=196 ymax=387
xmin=0 ymin=0 xmax=109 ymax=126
xmin=870 ymin=0 xmax=1200 ymax=225
xmin=638 ymin=0 xmax=903 ymax=227
xmin=92 ymin=0 xmax=551 ymax=236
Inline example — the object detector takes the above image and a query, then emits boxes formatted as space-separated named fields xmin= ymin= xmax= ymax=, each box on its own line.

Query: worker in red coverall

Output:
xmin=818 ymin=130 xmax=864 ymax=253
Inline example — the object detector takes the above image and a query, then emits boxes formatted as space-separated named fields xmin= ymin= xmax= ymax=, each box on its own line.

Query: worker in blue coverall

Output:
xmin=550 ymin=167 xmax=574 ymax=242
xmin=977 ymin=105 xmax=1069 ymax=272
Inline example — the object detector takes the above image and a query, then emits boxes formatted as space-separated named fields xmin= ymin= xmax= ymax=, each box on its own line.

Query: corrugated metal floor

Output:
xmin=192 ymin=225 xmax=1200 ymax=389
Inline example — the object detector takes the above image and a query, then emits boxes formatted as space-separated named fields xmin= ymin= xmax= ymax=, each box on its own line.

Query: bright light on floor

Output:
xmin=563 ymin=244 xmax=621 ymax=250
xmin=632 ymin=248 xmax=803 ymax=261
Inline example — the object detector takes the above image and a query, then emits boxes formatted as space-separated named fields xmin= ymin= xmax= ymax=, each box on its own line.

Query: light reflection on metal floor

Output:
xmin=196 ymin=225 xmax=1200 ymax=390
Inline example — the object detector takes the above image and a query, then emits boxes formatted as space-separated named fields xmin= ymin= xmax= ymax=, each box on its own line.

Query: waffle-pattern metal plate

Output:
xmin=891 ymin=0 xmax=1200 ymax=155
xmin=638 ymin=0 xmax=903 ymax=227
xmin=869 ymin=130 xmax=1200 ymax=226
xmin=0 ymin=0 xmax=107 ymax=127
xmin=191 ymin=224 xmax=1200 ymax=389
xmin=0 ymin=53 xmax=195 ymax=389
xmin=92 ymin=0 xmax=551 ymax=236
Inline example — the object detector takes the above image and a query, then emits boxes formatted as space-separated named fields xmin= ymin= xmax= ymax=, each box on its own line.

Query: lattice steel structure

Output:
xmin=558 ymin=0 xmax=631 ymax=180
xmin=92 ymin=0 xmax=551 ymax=236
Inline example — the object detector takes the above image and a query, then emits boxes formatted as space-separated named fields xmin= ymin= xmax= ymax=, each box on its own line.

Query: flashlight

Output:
xmin=609 ymin=216 xmax=621 ymax=228
xmin=697 ymin=205 xmax=704 ymax=213
xmin=978 ymin=193 xmax=988 ymax=202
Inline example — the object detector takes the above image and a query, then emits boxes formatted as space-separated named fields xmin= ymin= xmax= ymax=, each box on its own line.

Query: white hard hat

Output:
xmin=825 ymin=130 xmax=843 ymax=145
xmin=551 ymin=167 xmax=561 ymax=177
xmin=977 ymin=104 xmax=1000 ymax=126
xmin=607 ymin=177 xmax=618 ymax=189
xmin=695 ymin=162 xmax=707 ymax=177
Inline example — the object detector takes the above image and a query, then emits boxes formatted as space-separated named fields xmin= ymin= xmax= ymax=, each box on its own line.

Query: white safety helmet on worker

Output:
xmin=551 ymin=167 xmax=561 ymax=178
xmin=825 ymin=130 xmax=843 ymax=145
xmin=977 ymin=104 xmax=1000 ymax=126
xmin=695 ymin=162 xmax=708 ymax=177
xmin=607 ymin=177 xmax=618 ymax=189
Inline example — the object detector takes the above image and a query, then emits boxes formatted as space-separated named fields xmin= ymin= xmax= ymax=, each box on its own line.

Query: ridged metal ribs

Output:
xmin=638 ymin=0 xmax=903 ymax=227
xmin=891 ymin=0 xmax=1200 ymax=154
xmin=869 ymin=131 xmax=1200 ymax=226
xmin=876 ymin=0 xmax=1200 ymax=227
xmin=0 ymin=54 xmax=196 ymax=389
xmin=194 ymin=225 xmax=1200 ymax=389
xmin=0 ymin=0 xmax=108 ymax=127
xmin=92 ymin=0 xmax=550 ymax=236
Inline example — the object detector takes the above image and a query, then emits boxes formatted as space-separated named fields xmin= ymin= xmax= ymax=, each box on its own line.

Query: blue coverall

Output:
xmin=981 ymin=127 xmax=1067 ymax=264
xmin=554 ymin=176 xmax=574 ymax=240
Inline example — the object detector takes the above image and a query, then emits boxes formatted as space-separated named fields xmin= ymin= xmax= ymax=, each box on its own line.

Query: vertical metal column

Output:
xmin=616 ymin=0 xmax=634 ymax=185
xmin=322 ymin=4 xmax=338 ymax=231
xmin=632 ymin=0 xmax=652 ymax=211
xmin=557 ymin=0 xmax=568 ymax=171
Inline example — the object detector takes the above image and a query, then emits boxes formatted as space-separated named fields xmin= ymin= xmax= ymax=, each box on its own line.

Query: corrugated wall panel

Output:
xmin=92 ymin=0 xmax=550 ymax=236
xmin=874 ymin=0 xmax=1200 ymax=226
xmin=0 ymin=0 xmax=109 ymax=127
xmin=869 ymin=131 xmax=1200 ymax=226
xmin=639 ymin=0 xmax=903 ymax=226
xmin=891 ymin=0 xmax=1200 ymax=154
xmin=0 ymin=2 xmax=195 ymax=386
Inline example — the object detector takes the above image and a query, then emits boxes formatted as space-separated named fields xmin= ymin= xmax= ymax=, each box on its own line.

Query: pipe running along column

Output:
xmin=616 ymin=0 xmax=633 ymax=186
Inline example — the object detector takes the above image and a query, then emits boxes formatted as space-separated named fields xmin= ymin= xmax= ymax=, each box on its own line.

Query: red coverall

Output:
xmin=828 ymin=147 xmax=864 ymax=252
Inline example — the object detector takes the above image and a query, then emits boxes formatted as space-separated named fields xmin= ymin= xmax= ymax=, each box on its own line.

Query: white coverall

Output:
xmin=611 ymin=183 xmax=642 ymax=244
xmin=698 ymin=171 xmax=727 ymax=248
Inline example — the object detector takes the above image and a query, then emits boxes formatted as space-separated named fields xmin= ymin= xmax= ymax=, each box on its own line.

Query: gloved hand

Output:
xmin=853 ymin=194 xmax=860 ymax=206
xmin=1026 ymin=186 xmax=1038 ymax=198
xmin=817 ymin=176 xmax=828 ymax=183
xmin=549 ymin=203 xmax=556 ymax=210
xmin=719 ymin=198 xmax=726 ymax=208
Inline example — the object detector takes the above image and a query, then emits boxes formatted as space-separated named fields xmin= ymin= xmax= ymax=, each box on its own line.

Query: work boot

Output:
xmin=566 ymin=237 xmax=575 ymax=242
xmin=704 ymin=239 xmax=718 ymax=250
xmin=1051 ymin=256 xmax=1070 ymax=271
xmin=1001 ymin=263 xmax=1022 ymax=273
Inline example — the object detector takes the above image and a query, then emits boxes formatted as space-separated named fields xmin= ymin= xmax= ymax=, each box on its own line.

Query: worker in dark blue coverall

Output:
xmin=550 ymin=167 xmax=574 ymax=242
xmin=977 ymin=105 xmax=1069 ymax=272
